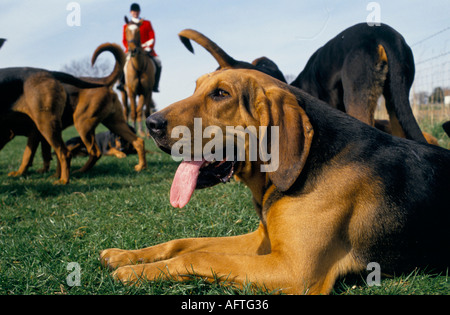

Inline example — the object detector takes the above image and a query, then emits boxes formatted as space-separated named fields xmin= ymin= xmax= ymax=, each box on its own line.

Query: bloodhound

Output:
xmin=100 ymin=69 xmax=450 ymax=294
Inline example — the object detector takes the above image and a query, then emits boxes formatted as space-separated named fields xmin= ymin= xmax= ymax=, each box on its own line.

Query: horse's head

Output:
xmin=124 ymin=16 xmax=142 ymax=57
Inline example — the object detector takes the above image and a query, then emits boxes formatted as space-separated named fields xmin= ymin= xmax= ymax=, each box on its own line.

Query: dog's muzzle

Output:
xmin=146 ymin=113 xmax=169 ymax=150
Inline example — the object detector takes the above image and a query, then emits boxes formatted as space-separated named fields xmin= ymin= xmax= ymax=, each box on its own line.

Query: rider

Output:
xmin=122 ymin=3 xmax=162 ymax=92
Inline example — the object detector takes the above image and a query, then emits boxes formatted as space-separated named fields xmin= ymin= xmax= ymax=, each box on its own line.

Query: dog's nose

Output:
xmin=146 ymin=113 xmax=167 ymax=138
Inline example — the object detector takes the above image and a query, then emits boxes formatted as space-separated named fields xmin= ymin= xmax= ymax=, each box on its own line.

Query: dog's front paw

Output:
xmin=100 ymin=248 xmax=139 ymax=270
xmin=134 ymin=163 xmax=147 ymax=172
xmin=112 ymin=265 xmax=146 ymax=284
xmin=8 ymin=171 xmax=22 ymax=177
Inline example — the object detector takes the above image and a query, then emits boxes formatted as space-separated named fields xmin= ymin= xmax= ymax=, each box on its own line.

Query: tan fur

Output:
xmin=8 ymin=73 xmax=71 ymax=184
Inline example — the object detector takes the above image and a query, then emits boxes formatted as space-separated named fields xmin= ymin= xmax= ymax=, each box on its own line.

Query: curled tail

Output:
xmin=49 ymin=43 xmax=125 ymax=89
xmin=90 ymin=43 xmax=126 ymax=87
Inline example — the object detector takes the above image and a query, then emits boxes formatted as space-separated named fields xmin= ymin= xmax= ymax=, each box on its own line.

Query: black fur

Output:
xmin=443 ymin=121 xmax=450 ymax=137
xmin=289 ymin=85 xmax=450 ymax=272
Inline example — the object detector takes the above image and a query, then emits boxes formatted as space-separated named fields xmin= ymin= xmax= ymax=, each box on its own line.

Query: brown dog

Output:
xmin=101 ymin=69 xmax=450 ymax=294
xmin=9 ymin=43 xmax=147 ymax=177
xmin=0 ymin=65 xmax=108 ymax=184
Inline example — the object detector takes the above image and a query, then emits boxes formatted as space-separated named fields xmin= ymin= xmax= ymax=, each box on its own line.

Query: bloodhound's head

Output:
xmin=147 ymin=69 xmax=313 ymax=208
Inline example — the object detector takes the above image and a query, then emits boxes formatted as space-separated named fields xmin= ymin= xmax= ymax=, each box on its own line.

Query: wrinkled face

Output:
xmin=147 ymin=69 xmax=313 ymax=208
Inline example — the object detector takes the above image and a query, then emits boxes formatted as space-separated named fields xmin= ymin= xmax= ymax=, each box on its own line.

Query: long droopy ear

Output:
xmin=256 ymin=87 xmax=314 ymax=191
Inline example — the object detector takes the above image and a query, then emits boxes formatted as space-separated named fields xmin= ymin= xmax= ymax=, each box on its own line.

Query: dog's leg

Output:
xmin=101 ymin=205 xmax=360 ymax=295
xmin=102 ymin=114 xmax=147 ymax=171
xmin=36 ymin=126 xmax=70 ymax=184
xmin=101 ymin=223 xmax=270 ymax=269
xmin=106 ymin=147 xmax=127 ymax=158
xmin=73 ymin=117 xmax=102 ymax=173
xmin=41 ymin=128 xmax=71 ymax=184
xmin=8 ymin=130 xmax=41 ymax=177
xmin=37 ymin=138 xmax=52 ymax=174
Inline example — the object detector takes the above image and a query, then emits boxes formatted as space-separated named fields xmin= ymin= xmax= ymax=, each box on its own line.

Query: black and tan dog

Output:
xmin=179 ymin=24 xmax=427 ymax=144
xmin=100 ymin=69 xmax=450 ymax=294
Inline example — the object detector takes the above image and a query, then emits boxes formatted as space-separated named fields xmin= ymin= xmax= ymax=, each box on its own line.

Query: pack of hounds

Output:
xmin=1 ymin=23 xmax=449 ymax=294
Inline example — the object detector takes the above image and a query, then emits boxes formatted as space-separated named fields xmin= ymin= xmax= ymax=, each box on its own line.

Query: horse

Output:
xmin=122 ymin=17 xmax=156 ymax=137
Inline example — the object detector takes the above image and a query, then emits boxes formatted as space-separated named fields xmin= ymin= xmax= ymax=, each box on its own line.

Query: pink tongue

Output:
xmin=170 ymin=160 xmax=205 ymax=208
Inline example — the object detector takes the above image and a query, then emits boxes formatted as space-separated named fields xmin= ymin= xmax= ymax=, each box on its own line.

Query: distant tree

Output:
xmin=413 ymin=91 xmax=429 ymax=105
xmin=429 ymin=87 xmax=444 ymax=104
xmin=60 ymin=56 xmax=113 ymax=78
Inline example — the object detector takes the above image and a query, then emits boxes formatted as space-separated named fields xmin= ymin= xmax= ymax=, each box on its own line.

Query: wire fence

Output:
xmin=411 ymin=26 xmax=450 ymax=111
xmin=376 ymin=26 xmax=450 ymax=128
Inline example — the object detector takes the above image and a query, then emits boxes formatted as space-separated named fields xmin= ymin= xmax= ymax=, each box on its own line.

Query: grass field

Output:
xmin=0 ymin=118 xmax=449 ymax=295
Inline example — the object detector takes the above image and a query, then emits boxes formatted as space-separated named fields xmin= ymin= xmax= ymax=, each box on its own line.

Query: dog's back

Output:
xmin=293 ymin=86 xmax=450 ymax=272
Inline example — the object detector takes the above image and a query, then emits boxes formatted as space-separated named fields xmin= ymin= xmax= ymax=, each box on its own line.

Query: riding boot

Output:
xmin=153 ymin=64 xmax=161 ymax=93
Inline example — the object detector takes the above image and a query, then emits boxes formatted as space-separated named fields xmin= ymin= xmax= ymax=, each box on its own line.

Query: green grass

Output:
xmin=0 ymin=124 xmax=449 ymax=295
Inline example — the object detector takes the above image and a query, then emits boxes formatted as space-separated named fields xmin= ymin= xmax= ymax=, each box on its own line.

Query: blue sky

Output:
xmin=0 ymin=0 xmax=449 ymax=110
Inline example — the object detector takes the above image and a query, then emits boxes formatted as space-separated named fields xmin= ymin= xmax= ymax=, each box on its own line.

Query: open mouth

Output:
xmin=170 ymin=156 xmax=237 ymax=208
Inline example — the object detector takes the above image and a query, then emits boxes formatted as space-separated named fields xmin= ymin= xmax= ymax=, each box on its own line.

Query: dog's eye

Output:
xmin=210 ymin=88 xmax=230 ymax=100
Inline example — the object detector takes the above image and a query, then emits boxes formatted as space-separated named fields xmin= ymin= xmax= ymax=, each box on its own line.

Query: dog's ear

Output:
xmin=256 ymin=88 xmax=314 ymax=191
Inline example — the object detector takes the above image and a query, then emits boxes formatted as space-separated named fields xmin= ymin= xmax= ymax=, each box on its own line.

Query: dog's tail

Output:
xmin=178 ymin=29 xmax=286 ymax=82
xmin=443 ymin=121 xmax=450 ymax=138
xmin=46 ymin=44 xmax=125 ymax=90
xmin=179 ymin=29 xmax=241 ymax=69
xmin=90 ymin=43 xmax=126 ymax=87
xmin=381 ymin=30 xmax=427 ymax=143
